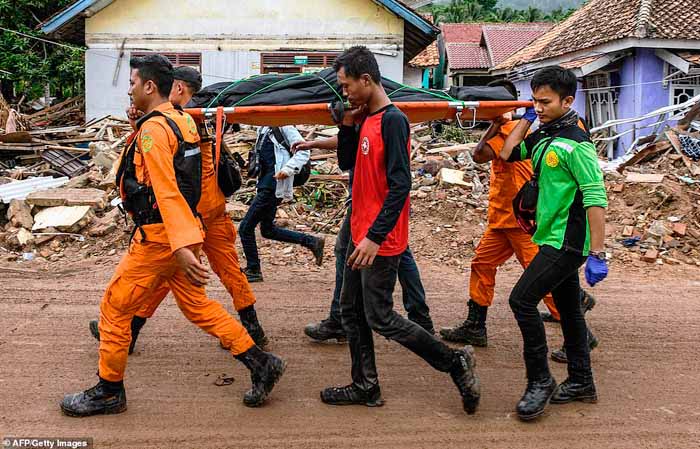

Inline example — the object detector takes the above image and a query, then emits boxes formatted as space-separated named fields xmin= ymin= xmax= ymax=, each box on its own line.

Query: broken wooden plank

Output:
xmin=426 ymin=143 xmax=477 ymax=155
xmin=308 ymin=174 xmax=349 ymax=181
xmin=0 ymin=131 xmax=32 ymax=144
xmin=666 ymin=130 xmax=695 ymax=171
xmin=625 ymin=173 xmax=665 ymax=183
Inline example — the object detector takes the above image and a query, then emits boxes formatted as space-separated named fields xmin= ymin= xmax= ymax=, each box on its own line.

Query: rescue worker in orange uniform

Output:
xmin=441 ymin=80 xmax=596 ymax=358
xmin=61 ymin=55 xmax=284 ymax=417
xmin=88 ymin=66 xmax=267 ymax=353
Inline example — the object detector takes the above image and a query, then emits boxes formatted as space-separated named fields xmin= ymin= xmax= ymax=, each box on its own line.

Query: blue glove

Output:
xmin=585 ymin=256 xmax=608 ymax=287
xmin=523 ymin=106 xmax=537 ymax=122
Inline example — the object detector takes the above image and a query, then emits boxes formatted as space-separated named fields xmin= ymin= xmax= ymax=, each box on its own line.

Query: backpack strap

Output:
xmin=271 ymin=126 xmax=291 ymax=153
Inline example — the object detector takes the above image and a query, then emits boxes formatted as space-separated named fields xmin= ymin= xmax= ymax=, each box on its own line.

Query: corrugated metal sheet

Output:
xmin=0 ymin=177 xmax=70 ymax=204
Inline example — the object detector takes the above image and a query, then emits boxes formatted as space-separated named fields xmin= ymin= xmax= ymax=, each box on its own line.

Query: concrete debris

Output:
xmin=32 ymin=205 xmax=93 ymax=232
xmin=26 ymin=188 xmax=108 ymax=209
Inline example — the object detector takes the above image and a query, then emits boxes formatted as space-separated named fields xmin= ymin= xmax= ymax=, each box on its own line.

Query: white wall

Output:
xmin=86 ymin=49 xmax=131 ymax=120
xmin=404 ymin=66 xmax=424 ymax=87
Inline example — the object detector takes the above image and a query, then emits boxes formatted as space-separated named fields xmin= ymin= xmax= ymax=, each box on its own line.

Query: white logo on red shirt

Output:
xmin=361 ymin=136 xmax=370 ymax=155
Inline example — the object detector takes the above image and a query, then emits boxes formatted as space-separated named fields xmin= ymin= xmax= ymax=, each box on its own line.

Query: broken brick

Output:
xmin=612 ymin=183 xmax=625 ymax=193
xmin=622 ymin=226 xmax=634 ymax=237
xmin=641 ymin=249 xmax=659 ymax=263
xmin=672 ymin=223 xmax=687 ymax=237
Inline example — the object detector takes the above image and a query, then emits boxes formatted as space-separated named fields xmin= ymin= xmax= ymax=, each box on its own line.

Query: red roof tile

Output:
xmin=409 ymin=41 xmax=439 ymax=67
xmin=481 ymin=23 xmax=553 ymax=66
xmin=446 ymin=43 xmax=490 ymax=69
xmin=441 ymin=23 xmax=484 ymax=44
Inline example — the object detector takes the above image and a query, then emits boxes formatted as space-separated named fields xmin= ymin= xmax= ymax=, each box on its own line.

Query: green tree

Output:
xmin=0 ymin=0 xmax=84 ymax=102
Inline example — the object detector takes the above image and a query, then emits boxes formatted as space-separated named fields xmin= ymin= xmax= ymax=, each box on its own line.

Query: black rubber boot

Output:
xmin=516 ymin=359 xmax=556 ymax=421
xmin=540 ymin=311 xmax=559 ymax=323
xmin=243 ymin=267 xmax=264 ymax=283
xmin=88 ymin=317 xmax=145 ymax=355
xmin=551 ymin=378 xmax=598 ymax=404
xmin=320 ymin=383 xmax=383 ymax=407
xmin=440 ymin=300 xmax=488 ymax=346
xmin=235 ymin=345 xmax=286 ymax=407
xmin=304 ymin=317 xmax=347 ymax=342
xmin=309 ymin=236 xmax=326 ymax=266
xmin=449 ymin=345 xmax=481 ymax=414
xmin=551 ymin=328 xmax=599 ymax=364
xmin=128 ymin=316 xmax=147 ymax=355
xmin=89 ymin=320 xmax=100 ymax=341
xmin=60 ymin=377 xmax=127 ymax=417
xmin=239 ymin=306 xmax=269 ymax=348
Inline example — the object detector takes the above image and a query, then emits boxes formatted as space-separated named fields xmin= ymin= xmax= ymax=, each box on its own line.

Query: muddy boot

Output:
xmin=128 ymin=316 xmax=147 ymax=355
xmin=516 ymin=359 xmax=556 ymax=421
xmin=440 ymin=300 xmax=488 ymax=347
xmin=243 ymin=267 xmax=263 ymax=283
xmin=551 ymin=378 xmax=597 ymax=404
xmin=89 ymin=320 xmax=100 ymax=341
xmin=539 ymin=311 xmax=559 ymax=323
xmin=551 ymin=328 xmax=599 ymax=364
xmin=239 ymin=305 xmax=269 ymax=348
xmin=235 ymin=345 xmax=286 ymax=407
xmin=580 ymin=289 xmax=596 ymax=313
xmin=309 ymin=236 xmax=326 ymax=266
xmin=449 ymin=345 xmax=481 ymax=414
xmin=60 ymin=378 xmax=127 ymax=417
xmin=320 ymin=383 xmax=383 ymax=407
xmin=304 ymin=318 xmax=346 ymax=342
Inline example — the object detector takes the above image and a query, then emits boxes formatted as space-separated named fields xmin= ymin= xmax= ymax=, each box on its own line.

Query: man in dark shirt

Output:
xmin=319 ymin=46 xmax=480 ymax=415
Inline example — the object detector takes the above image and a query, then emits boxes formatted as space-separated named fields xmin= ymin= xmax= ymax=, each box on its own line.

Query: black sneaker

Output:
xmin=239 ymin=306 xmax=269 ymax=348
xmin=440 ymin=320 xmax=487 ymax=347
xmin=516 ymin=376 xmax=557 ymax=421
xmin=235 ymin=346 xmax=286 ymax=408
xmin=551 ymin=330 xmax=599 ymax=364
xmin=89 ymin=320 xmax=100 ymax=341
xmin=450 ymin=346 xmax=480 ymax=414
xmin=550 ymin=378 xmax=598 ymax=404
xmin=60 ymin=379 xmax=127 ymax=417
xmin=310 ymin=236 xmax=326 ymax=266
xmin=320 ymin=383 xmax=383 ymax=407
xmin=243 ymin=267 xmax=264 ymax=283
xmin=304 ymin=318 xmax=346 ymax=342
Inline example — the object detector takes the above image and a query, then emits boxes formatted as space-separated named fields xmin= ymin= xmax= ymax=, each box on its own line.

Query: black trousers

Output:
xmin=339 ymin=241 xmax=455 ymax=391
xmin=508 ymin=245 xmax=592 ymax=383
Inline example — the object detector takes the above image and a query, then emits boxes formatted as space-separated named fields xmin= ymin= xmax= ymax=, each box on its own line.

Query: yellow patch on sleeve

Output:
xmin=141 ymin=134 xmax=154 ymax=153
xmin=545 ymin=150 xmax=559 ymax=168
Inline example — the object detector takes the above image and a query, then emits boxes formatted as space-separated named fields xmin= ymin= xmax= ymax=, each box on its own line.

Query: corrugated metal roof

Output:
xmin=0 ymin=177 xmax=70 ymax=203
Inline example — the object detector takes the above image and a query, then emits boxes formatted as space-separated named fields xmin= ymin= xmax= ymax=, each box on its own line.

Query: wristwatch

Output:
xmin=589 ymin=250 xmax=607 ymax=261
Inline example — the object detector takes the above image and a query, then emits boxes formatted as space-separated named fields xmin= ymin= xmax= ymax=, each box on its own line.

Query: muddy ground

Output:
xmin=1 ymin=241 xmax=700 ymax=449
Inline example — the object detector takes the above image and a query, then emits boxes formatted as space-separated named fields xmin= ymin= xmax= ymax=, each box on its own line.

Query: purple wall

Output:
xmin=616 ymin=48 xmax=670 ymax=154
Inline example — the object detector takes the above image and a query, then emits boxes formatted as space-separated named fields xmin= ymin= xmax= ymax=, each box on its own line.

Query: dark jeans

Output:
xmin=508 ymin=245 xmax=591 ymax=383
xmin=238 ymin=188 xmax=315 ymax=271
xmin=330 ymin=208 xmax=432 ymax=330
xmin=340 ymin=241 xmax=454 ymax=391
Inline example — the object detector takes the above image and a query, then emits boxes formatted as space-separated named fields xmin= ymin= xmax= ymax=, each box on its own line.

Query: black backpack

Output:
xmin=213 ymin=138 xmax=242 ymax=197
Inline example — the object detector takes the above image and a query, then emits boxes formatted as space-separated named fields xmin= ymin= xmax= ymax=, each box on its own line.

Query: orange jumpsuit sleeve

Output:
xmin=139 ymin=121 xmax=203 ymax=252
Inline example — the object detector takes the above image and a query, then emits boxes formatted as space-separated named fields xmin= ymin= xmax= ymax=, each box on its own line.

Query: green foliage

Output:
xmin=431 ymin=0 xmax=577 ymax=24
xmin=0 ymin=0 xmax=84 ymax=102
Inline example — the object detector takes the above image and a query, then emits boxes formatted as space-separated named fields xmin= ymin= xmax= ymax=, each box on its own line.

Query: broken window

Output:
xmin=585 ymin=72 xmax=618 ymax=128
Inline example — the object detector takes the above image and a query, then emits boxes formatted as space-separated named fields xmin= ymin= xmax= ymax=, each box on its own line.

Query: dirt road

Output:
xmin=1 ymin=253 xmax=699 ymax=448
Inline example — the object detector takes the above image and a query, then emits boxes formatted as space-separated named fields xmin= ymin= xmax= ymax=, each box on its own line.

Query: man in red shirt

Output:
xmin=319 ymin=46 xmax=480 ymax=415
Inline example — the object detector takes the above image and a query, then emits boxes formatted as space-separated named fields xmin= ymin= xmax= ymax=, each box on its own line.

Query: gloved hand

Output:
xmin=523 ymin=106 xmax=537 ymax=123
xmin=585 ymin=255 xmax=608 ymax=287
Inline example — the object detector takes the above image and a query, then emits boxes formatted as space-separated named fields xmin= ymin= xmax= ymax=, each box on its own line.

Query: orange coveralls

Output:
xmin=98 ymin=102 xmax=253 ymax=382
xmin=134 ymin=133 xmax=256 ymax=320
xmin=469 ymin=120 xmax=559 ymax=320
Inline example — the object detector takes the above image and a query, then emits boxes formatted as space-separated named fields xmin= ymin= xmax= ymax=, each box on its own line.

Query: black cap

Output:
xmin=173 ymin=66 xmax=202 ymax=91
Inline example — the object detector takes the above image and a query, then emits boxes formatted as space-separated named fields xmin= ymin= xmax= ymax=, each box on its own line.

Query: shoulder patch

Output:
xmin=186 ymin=115 xmax=198 ymax=138
xmin=545 ymin=150 xmax=559 ymax=168
xmin=141 ymin=133 xmax=154 ymax=153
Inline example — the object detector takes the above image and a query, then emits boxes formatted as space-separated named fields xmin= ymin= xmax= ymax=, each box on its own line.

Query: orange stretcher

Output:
xmin=185 ymin=100 xmax=533 ymax=128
